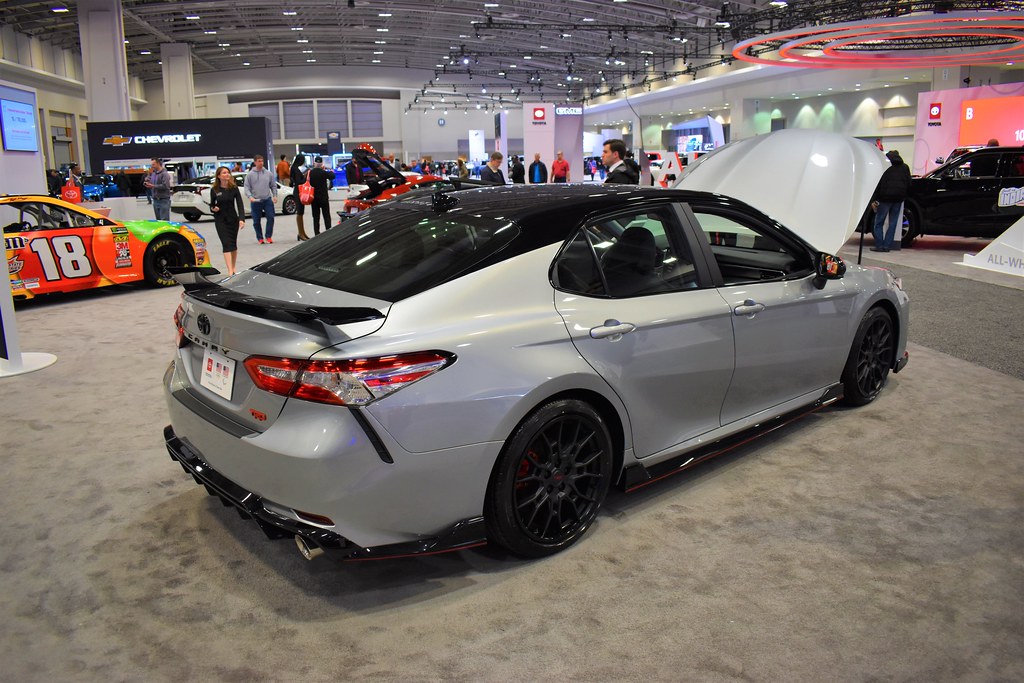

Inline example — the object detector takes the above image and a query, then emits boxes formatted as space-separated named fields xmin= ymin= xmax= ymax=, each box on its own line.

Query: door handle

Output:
xmin=733 ymin=299 xmax=766 ymax=317
xmin=590 ymin=319 xmax=636 ymax=341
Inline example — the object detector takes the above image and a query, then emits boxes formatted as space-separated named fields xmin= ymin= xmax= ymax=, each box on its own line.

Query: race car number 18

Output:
xmin=29 ymin=236 xmax=93 ymax=281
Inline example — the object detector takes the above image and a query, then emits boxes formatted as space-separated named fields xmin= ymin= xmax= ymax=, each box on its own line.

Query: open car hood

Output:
xmin=673 ymin=129 xmax=887 ymax=253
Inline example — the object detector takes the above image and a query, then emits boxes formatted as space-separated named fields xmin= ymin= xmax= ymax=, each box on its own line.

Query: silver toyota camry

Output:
xmin=163 ymin=131 xmax=909 ymax=562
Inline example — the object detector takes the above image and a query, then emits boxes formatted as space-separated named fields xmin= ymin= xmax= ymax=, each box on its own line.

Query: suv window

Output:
xmin=949 ymin=153 xmax=999 ymax=178
xmin=254 ymin=204 xmax=520 ymax=301
xmin=998 ymin=152 xmax=1024 ymax=178
xmin=553 ymin=207 xmax=698 ymax=298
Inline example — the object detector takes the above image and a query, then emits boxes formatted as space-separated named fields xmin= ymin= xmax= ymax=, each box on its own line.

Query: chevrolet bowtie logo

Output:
xmin=102 ymin=135 xmax=132 ymax=146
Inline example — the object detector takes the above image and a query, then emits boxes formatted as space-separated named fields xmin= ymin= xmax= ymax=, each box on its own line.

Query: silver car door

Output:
xmin=552 ymin=205 xmax=735 ymax=460
xmin=686 ymin=205 xmax=856 ymax=425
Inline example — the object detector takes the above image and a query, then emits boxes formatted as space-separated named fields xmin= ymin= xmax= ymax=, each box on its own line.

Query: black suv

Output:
xmin=903 ymin=146 xmax=1024 ymax=247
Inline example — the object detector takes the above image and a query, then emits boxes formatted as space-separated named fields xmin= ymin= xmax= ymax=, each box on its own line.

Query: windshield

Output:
xmin=254 ymin=203 xmax=521 ymax=301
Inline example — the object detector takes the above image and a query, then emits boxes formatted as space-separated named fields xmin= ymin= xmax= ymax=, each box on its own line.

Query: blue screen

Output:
xmin=1 ymin=99 xmax=39 ymax=152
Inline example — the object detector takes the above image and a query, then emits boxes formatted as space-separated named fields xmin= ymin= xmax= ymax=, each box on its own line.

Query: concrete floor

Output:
xmin=1 ymin=207 xmax=1022 ymax=682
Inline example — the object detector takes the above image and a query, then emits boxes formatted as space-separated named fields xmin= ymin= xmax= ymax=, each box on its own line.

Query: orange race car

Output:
xmin=3 ymin=194 xmax=210 ymax=300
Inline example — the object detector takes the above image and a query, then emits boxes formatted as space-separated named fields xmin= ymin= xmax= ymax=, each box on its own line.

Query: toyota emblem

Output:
xmin=197 ymin=313 xmax=211 ymax=336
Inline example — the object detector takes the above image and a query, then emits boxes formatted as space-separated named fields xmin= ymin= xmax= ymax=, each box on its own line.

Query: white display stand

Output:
xmin=960 ymin=215 xmax=1024 ymax=278
xmin=1 ymin=262 xmax=57 ymax=378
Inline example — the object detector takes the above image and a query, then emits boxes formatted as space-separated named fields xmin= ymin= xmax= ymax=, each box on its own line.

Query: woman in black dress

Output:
xmin=209 ymin=166 xmax=245 ymax=276
xmin=289 ymin=153 xmax=310 ymax=241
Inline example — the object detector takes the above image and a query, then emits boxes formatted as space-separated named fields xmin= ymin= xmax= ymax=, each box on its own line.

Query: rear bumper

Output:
xmin=164 ymin=425 xmax=487 ymax=561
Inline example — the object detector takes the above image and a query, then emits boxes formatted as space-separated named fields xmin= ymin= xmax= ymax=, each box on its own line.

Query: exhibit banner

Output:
xmin=961 ymin=215 xmax=1024 ymax=278
xmin=87 ymin=117 xmax=273 ymax=173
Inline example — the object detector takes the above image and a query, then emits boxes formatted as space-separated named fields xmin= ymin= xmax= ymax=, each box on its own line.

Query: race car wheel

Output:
xmin=282 ymin=195 xmax=297 ymax=215
xmin=182 ymin=211 xmax=202 ymax=223
xmin=485 ymin=399 xmax=612 ymax=558
xmin=900 ymin=205 xmax=919 ymax=248
xmin=841 ymin=307 xmax=895 ymax=406
xmin=144 ymin=237 xmax=193 ymax=287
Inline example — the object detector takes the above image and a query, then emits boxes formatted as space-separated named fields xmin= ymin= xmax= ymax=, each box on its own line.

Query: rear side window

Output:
xmin=254 ymin=205 xmax=520 ymax=301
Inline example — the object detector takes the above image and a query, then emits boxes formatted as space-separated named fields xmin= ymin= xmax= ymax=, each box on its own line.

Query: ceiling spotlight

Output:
xmin=51 ymin=6 xmax=69 ymax=12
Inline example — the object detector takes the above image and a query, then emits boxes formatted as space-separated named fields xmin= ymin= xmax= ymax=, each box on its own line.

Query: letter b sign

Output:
xmin=965 ymin=107 xmax=974 ymax=121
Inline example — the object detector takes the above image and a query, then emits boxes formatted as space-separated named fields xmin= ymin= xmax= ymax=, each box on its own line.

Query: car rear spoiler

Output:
xmin=170 ymin=268 xmax=385 ymax=326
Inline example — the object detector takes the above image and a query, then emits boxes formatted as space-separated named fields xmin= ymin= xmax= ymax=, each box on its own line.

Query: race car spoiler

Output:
xmin=170 ymin=268 xmax=384 ymax=326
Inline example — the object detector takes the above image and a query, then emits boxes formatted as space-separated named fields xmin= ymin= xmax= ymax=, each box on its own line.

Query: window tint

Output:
xmin=951 ymin=153 xmax=999 ymax=178
xmin=691 ymin=210 xmax=810 ymax=285
xmin=553 ymin=207 xmax=697 ymax=298
xmin=1 ymin=203 xmax=94 ymax=231
xmin=254 ymin=205 xmax=520 ymax=301
xmin=998 ymin=152 xmax=1024 ymax=178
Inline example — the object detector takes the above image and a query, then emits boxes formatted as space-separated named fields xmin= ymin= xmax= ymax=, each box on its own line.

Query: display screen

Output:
xmin=0 ymin=99 xmax=39 ymax=152
xmin=959 ymin=96 xmax=1024 ymax=146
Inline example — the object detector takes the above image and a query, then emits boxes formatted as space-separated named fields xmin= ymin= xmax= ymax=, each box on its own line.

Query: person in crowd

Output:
xmin=276 ymin=154 xmax=291 ymax=186
xmin=480 ymin=151 xmax=506 ymax=185
xmin=289 ymin=153 xmax=311 ymax=241
xmin=231 ymin=161 xmax=243 ymax=173
xmin=308 ymin=156 xmax=336 ymax=236
xmin=528 ymin=153 xmax=548 ymax=184
xmin=243 ymin=154 xmax=279 ymax=244
xmin=115 ymin=170 xmax=130 ymax=198
xmin=46 ymin=169 xmax=62 ymax=197
xmin=624 ymin=150 xmax=641 ymax=177
xmin=588 ymin=159 xmax=597 ymax=181
xmin=870 ymin=150 xmax=912 ymax=253
xmin=602 ymin=139 xmax=639 ymax=184
xmin=68 ymin=164 xmax=84 ymax=189
xmin=457 ymin=158 xmax=469 ymax=179
xmin=987 ymin=138 xmax=1000 ymax=146
xmin=510 ymin=155 xmax=525 ymax=184
xmin=551 ymin=150 xmax=570 ymax=183
xmin=209 ymin=166 xmax=246 ymax=276
xmin=144 ymin=158 xmax=172 ymax=220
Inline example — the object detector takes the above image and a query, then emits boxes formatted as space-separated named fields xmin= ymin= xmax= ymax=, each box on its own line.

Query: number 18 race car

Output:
xmin=3 ymin=195 xmax=210 ymax=300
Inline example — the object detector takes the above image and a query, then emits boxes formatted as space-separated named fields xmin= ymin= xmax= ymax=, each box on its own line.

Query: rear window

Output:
xmin=253 ymin=204 xmax=520 ymax=301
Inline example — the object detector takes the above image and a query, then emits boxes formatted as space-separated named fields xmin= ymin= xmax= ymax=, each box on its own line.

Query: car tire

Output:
xmin=840 ymin=307 xmax=895 ymax=406
xmin=484 ymin=398 xmax=613 ymax=558
xmin=144 ymin=236 xmax=193 ymax=287
xmin=900 ymin=205 xmax=919 ymax=248
xmin=182 ymin=211 xmax=202 ymax=223
xmin=282 ymin=195 xmax=297 ymax=215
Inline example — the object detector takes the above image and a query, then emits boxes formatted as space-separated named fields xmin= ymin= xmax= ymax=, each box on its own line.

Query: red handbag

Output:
xmin=298 ymin=172 xmax=314 ymax=205
xmin=61 ymin=178 xmax=82 ymax=204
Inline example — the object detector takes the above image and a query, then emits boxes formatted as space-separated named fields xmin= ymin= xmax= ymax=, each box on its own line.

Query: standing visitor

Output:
xmin=276 ymin=155 xmax=291 ymax=186
xmin=510 ymin=155 xmax=525 ymax=184
xmin=209 ymin=166 xmax=245 ymax=276
xmin=144 ymin=158 xmax=172 ymax=220
xmin=479 ymin=152 xmax=506 ymax=184
xmin=528 ymin=153 xmax=548 ymax=184
xmin=870 ymin=150 xmax=912 ymax=253
xmin=243 ymin=154 xmax=278 ymax=244
xmin=602 ymin=139 xmax=639 ymax=184
xmin=307 ymin=156 xmax=336 ymax=236
xmin=457 ymin=158 xmax=470 ymax=179
xmin=289 ymin=153 xmax=311 ymax=241
xmin=551 ymin=150 xmax=570 ymax=183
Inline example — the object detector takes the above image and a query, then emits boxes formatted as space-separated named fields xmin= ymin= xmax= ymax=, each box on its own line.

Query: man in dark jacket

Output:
xmin=528 ymin=153 xmax=548 ymax=184
xmin=510 ymin=156 xmax=525 ymax=184
xmin=480 ymin=152 xmax=506 ymax=185
xmin=308 ymin=156 xmax=336 ymax=236
xmin=602 ymin=139 xmax=639 ymax=184
xmin=870 ymin=150 xmax=912 ymax=252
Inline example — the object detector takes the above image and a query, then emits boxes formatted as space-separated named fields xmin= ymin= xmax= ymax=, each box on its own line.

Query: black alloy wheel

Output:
xmin=144 ymin=237 xmax=192 ymax=287
xmin=282 ymin=195 xmax=297 ymax=215
xmin=841 ymin=307 xmax=895 ymax=406
xmin=485 ymin=399 xmax=613 ymax=557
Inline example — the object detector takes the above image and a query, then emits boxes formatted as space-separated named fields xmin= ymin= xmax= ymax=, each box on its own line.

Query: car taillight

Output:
xmin=243 ymin=352 xmax=454 ymax=405
xmin=173 ymin=303 xmax=187 ymax=348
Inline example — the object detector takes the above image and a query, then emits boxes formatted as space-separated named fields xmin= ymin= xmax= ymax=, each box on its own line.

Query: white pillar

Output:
xmin=161 ymin=43 xmax=196 ymax=119
xmin=77 ymin=0 xmax=132 ymax=124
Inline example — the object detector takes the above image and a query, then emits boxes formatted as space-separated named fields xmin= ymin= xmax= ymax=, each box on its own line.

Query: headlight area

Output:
xmin=243 ymin=351 xmax=456 ymax=406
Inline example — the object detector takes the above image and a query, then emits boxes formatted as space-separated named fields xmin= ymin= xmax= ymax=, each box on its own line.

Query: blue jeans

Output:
xmin=873 ymin=201 xmax=902 ymax=250
xmin=250 ymin=197 xmax=275 ymax=240
xmin=152 ymin=197 xmax=170 ymax=221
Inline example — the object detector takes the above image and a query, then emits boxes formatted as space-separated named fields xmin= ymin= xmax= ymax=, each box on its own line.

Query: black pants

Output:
xmin=311 ymin=197 xmax=331 ymax=234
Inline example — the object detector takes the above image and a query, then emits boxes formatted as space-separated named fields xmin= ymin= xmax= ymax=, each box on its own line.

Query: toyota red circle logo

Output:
xmin=533 ymin=107 xmax=546 ymax=121
xmin=929 ymin=103 xmax=942 ymax=119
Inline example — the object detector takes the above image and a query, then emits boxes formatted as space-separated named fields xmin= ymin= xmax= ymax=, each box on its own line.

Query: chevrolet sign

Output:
xmin=103 ymin=133 xmax=202 ymax=146
xmin=555 ymin=106 xmax=583 ymax=116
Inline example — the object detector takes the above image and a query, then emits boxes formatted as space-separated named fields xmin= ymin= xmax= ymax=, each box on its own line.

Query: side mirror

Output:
xmin=812 ymin=252 xmax=845 ymax=289
xmin=934 ymin=156 xmax=945 ymax=164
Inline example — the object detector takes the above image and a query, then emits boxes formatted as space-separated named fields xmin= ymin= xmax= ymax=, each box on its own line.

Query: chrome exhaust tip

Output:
xmin=295 ymin=535 xmax=324 ymax=560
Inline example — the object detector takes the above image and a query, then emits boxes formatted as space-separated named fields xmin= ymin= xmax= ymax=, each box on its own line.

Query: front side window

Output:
xmin=254 ymin=204 xmax=520 ymax=301
xmin=1 ymin=202 xmax=95 ymax=231
xmin=691 ymin=209 xmax=810 ymax=285
xmin=998 ymin=152 xmax=1024 ymax=178
xmin=553 ymin=207 xmax=698 ymax=298
xmin=951 ymin=153 xmax=999 ymax=178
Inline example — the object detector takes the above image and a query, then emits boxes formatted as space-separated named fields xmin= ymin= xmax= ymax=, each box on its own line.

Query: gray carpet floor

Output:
xmin=1 ymin=218 xmax=1022 ymax=682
